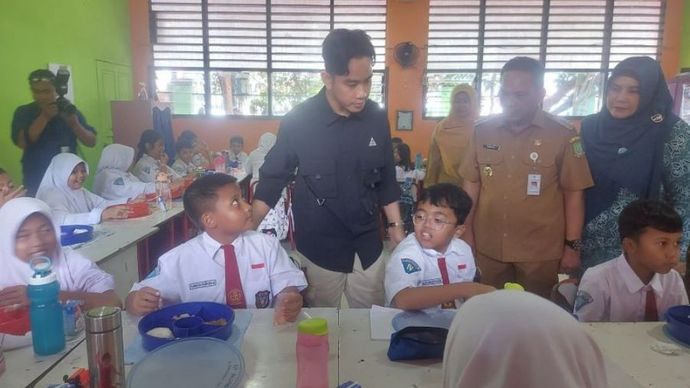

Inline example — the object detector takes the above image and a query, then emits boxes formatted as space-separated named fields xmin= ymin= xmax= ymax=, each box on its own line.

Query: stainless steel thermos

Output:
xmin=85 ymin=306 xmax=125 ymax=388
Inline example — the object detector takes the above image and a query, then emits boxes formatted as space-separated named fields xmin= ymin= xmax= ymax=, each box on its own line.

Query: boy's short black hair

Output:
xmin=322 ymin=29 xmax=376 ymax=76
xmin=230 ymin=136 xmax=244 ymax=145
xmin=391 ymin=137 xmax=403 ymax=145
xmin=416 ymin=183 xmax=473 ymax=225
xmin=501 ymin=56 xmax=545 ymax=88
xmin=28 ymin=69 xmax=55 ymax=84
xmin=618 ymin=199 xmax=683 ymax=242
xmin=179 ymin=130 xmax=197 ymax=143
xmin=183 ymin=173 xmax=238 ymax=229
xmin=175 ymin=137 xmax=195 ymax=153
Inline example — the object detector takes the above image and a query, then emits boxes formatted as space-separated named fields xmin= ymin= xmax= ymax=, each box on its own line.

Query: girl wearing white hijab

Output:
xmin=442 ymin=290 xmax=608 ymax=388
xmin=93 ymin=144 xmax=156 ymax=200
xmin=245 ymin=132 xmax=289 ymax=240
xmin=36 ymin=153 xmax=131 ymax=225
xmin=245 ymin=132 xmax=277 ymax=183
xmin=0 ymin=198 xmax=120 ymax=349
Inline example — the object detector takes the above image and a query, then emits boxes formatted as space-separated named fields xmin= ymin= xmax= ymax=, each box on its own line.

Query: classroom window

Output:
xmin=150 ymin=0 xmax=387 ymax=117
xmin=425 ymin=0 xmax=665 ymax=118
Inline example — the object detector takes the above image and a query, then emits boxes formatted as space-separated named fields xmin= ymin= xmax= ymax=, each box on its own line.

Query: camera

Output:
xmin=54 ymin=66 xmax=77 ymax=115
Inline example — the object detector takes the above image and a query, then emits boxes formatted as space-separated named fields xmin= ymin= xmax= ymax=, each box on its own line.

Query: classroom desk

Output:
xmin=337 ymin=310 xmax=681 ymax=388
xmin=7 ymin=309 xmax=686 ymax=387
xmin=30 ymin=308 xmax=339 ymax=388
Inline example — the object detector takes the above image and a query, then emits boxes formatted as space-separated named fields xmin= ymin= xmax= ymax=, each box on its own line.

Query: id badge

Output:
xmin=527 ymin=174 xmax=541 ymax=196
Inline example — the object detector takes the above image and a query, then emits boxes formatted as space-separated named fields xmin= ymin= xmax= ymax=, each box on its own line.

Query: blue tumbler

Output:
xmin=27 ymin=256 xmax=65 ymax=356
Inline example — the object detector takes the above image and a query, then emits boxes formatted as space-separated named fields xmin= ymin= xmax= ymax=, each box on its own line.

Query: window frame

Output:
xmin=148 ymin=0 xmax=387 ymax=118
xmin=423 ymin=0 xmax=666 ymax=120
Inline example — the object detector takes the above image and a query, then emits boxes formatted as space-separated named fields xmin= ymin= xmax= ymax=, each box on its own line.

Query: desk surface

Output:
xmin=5 ymin=309 xmax=689 ymax=388
xmin=29 ymin=308 xmax=339 ymax=388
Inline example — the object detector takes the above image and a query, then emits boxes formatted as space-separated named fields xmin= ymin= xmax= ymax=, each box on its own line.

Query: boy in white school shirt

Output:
xmin=575 ymin=200 xmax=689 ymax=322
xmin=126 ymin=173 xmax=306 ymax=321
xmin=385 ymin=183 xmax=494 ymax=311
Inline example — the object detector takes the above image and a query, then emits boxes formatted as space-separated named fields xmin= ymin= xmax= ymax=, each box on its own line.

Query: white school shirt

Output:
xmin=36 ymin=153 xmax=126 ymax=225
xmin=171 ymin=158 xmax=194 ymax=177
xmin=395 ymin=166 xmax=426 ymax=183
xmin=131 ymin=231 xmax=307 ymax=308
xmin=385 ymin=234 xmax=476 ymax=311
xmin=93 ymin=144 xmax=156 ymax=200
xmin=574 ymin=254 xmax=689 ymax=322
xmin=133 ymin=153 xmax=182 ymax=183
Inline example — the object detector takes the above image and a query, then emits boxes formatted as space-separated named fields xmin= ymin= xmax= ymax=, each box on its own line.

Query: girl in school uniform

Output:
xmin=132 ymin=129 xmax=180 ymax=183
xmin=179 ymin=130 xmax=211 ymax=169
xmin=442 ymin=290 xmax=608 ymax=388
xmin=0 ymin=197 xmax=120 ymax=349
xmin=93 ymin=144 xmax=157 ymax=200
xmin=36 ymin=153 xmax=131 ymax=226
xmin=394 ymin=143 xmax=425 ymax=234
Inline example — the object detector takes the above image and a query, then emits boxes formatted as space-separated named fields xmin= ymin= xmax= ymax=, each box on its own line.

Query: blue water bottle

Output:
xmin=27 ymin=256 xmax=65 ymax=356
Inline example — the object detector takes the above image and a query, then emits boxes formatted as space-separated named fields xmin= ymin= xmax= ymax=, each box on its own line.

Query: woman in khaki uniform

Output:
xmin=426 ymin=84 xmax=479 ymax=186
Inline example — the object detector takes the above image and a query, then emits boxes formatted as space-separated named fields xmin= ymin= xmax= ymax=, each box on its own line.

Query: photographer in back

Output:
xmin=11 ymin=68 xmax=96 ymax=196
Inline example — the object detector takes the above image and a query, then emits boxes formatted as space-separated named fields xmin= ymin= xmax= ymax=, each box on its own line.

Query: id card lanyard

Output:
xmin=527 ymin=151 xmax=541 ymax=196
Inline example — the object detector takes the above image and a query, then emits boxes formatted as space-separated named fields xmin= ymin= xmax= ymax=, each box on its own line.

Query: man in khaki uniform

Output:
xmin=460 ymin=57 xmax=593 ymax=298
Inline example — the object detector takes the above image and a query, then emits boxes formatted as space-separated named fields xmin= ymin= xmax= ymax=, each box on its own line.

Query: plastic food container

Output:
xmin=60 ymin=225 xmax=94 ymax=246
xmin=127 ymin=337 xmax=244 ymax=388
xmin=664 ymin=305 xmax=690 ymax=346
xmin=138 ymin=302 xmax=234 ymax=351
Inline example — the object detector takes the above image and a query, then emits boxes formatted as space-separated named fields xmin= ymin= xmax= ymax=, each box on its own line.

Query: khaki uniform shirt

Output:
xmin=459 ymin=110 xmax=593 ymax=262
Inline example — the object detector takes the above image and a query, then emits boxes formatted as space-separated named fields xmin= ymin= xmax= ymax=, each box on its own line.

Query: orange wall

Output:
xmin=129 ymin=0 xmax=685 ymax=156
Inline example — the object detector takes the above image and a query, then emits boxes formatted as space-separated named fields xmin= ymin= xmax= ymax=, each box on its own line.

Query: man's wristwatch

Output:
xmin=387 ymin=221 xmax=404 ymax=228
xmin=564 ymin=239 xmax=583 ymax=252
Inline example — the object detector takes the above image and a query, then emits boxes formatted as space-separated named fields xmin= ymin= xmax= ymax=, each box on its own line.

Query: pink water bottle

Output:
xmin=296 ymin=318 xmax=329 ymax=388
xmin=213 ymin=153 xmax=225 ymax=173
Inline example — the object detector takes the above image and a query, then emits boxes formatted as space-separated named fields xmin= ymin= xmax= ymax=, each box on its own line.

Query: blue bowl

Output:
xmin=138 ymin=302 xmax=234 ymax=351
xmin=60 ymin=225 xmax=94 ymax=246
xmin=664 ymin=305 xmax=690 ymax=346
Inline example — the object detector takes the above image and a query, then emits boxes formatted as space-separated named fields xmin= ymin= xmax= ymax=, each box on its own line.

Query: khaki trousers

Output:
xmin=302 ymin=252 xmax=386 ymax=308
xmin=476 ymin=252 xmax=559 ymax=299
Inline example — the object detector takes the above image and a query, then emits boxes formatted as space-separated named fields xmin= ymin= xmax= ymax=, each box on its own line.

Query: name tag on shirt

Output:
xmin=251 ymin=263 xmax=265 ymax=269
xmin=527 ymin=174 xmax=541 ymax=196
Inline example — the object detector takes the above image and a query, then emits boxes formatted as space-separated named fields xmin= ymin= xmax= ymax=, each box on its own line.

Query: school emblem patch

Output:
xmin=573 ymin=290 xmax=593 ymax=312
xmin=113 ymin=177 xmax=125 ymax=186
xmin=255 ymin=290 xmax=271 ymax=308
xmin=401 ymin=258 xmax=421 ymax=274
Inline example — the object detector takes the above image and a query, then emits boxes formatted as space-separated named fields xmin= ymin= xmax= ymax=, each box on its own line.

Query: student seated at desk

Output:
xmin=36 ymin=153 xmax=132 ymax=225
xmin=93 ymin=144 xmax=157 ymax=200
xmin=132 ymin=129 xmax=180 ymax=183
xmin=443 ymin=290 xmax=607 ymax=388
xmin=179 ymin=129 xmax=211 ymax=169
xmin=126 ymin=173 xmax=306 ymax=322
xmin=0 ymin=167 xmax=26 ymax=208
xmin=385 ymin=184 xmax=494 ymax=311
xmin=0 ymin=198 xmax=120 ymax=346
xmin=575 ymin=200 xmax=689 ymax=322
xmin=171 ymin=137 xmax=196 ymax=177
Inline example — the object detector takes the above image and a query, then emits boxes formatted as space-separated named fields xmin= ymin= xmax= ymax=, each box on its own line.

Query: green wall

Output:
xmin=0 ymin=0 xmax=132 ymax=187
xmin=681 ymin=2 xmax=690 ymax=71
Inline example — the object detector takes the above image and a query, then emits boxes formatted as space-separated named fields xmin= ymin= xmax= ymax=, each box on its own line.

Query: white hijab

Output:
xmin=93 ymin=144 xmax=154 ymax=200
xmin=442 ymin=290 xmax=608 ymax=388
xmin=36 ymin=153 xmax=99 ymax=213
xmin=0 ymin=198 xmax=73 ymax=289
xmin=247 ymin=132 xmax=277 ymax=182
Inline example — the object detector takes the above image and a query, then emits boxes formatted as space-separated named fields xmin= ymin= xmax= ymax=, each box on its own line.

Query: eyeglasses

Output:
xmin=30 ymin=77 xmax=54 ymax=83
xmin=412 ymin=213 xmax=456 ymax=231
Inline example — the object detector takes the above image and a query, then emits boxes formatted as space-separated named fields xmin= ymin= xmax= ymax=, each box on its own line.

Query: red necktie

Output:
xmin=223 ymin=244 xmax=246 ymax=309
xmin=437 ymin=257 xmax=456 ymax=309
xmin=644 ymin=288 xmax=658 ymax=321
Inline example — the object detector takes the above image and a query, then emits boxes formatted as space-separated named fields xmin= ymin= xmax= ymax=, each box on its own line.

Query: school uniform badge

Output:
xmin=569 ymin=136 xmax=584 ymax=158
xmin=401 ymin=258 xmax=421 ymax=274
xmin=573 ymin=290 xmax=593 ymax=312
xmin=255 ymin=290 xmax=271 ymax=308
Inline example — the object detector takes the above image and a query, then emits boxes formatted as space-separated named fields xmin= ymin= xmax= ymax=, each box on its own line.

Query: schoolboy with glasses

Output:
xmin=385 ymin=183 xmax=494 ymax=311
